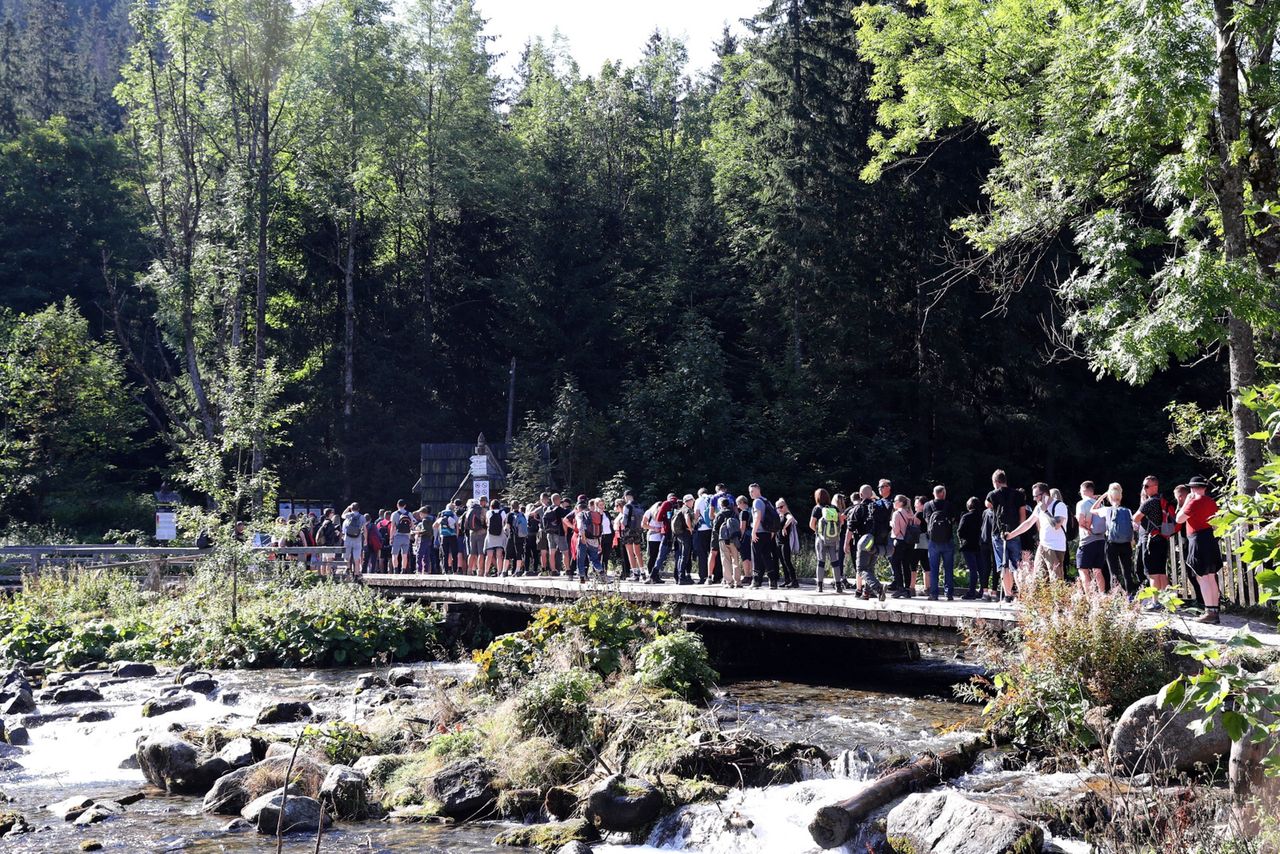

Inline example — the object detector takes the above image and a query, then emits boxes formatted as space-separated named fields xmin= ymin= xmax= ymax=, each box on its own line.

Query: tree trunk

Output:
xmin=807 ymin=737 xmax=985 ymax=849
xmin=251 ymin=91 xmax=271 ymax=495
xmin=342 ymin=207 xmax=356 ymax=498
xmin=1213 ymin=0 xmax=1264 ymax=495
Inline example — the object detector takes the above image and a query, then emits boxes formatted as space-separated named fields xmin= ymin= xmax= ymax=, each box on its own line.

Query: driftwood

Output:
xmin=807 ymin=736 xmax=987 ymax=849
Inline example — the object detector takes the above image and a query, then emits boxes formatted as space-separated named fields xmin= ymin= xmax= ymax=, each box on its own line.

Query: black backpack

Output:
xmin=926 ymin=502 xmax=953 ymax=544
xmin=488 ymin=510 xmax=505 ymax=536
xmin=851 ymin=501 xmax=874 ymax=536
xmin=1065 ymin=505 xmax=1080 ymax=542
xmin=759 ymin=500 xmax=782 ymax=533
xmin=871 ymin=500 xmax=892 ymax=544
xmin=396 ymin=513 xmax=413 ymax=534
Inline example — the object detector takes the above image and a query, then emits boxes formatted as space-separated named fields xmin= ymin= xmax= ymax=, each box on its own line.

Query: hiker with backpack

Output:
xmin=713 ymin=497 xmax=743 ymax=587
xmin=749 ymin=483 xmax=781 ymax=590
xmin=775 ymin=498 xmax=800 ymax=589
xmin=1090 ymin=483 xmax=1137 ymax=595
xmin=986 ymin=470 xmax=1028 ymax=603
xmin=1133 ymin=475 xmax=1175 ymax=608
xmin=811 ymin=488 xmax=845 ymax=593
xmin=414 ymin=506 xmax=436 ymax=574
xmin=922 ymin=485 xmax=958 ymax=601
xmin=1006 ymin=482 xmax=1069 ymax=584
xmin=436 ymin=502 xmax=460 ymax=573
xmin=692 ymin=488 xmax=714 ymax=584
xmin=1177 ymin=476 xmax=1223 ymax=624
xmin=1075 ymin=481 xmax=1108 ymax=595
xmin=847 ymin=485 xmax=887 ymax=600
xmin=1172 ymin=483 xmax=1205 ymax=608
xmin=341 ymin=503 xmax=366 ymax=578
xmin=506 ymin=502 xmax=528 ymax=576
xmin=463 ymin=499 xmax=487 ymax=575
xmin=619 ymin=491 xmax=644 ymax=581
xmin=889 ymin=495 xmax=918 ymax=599
xmin=574 ymin=497 xmax=606 ymax=583
xmin=672 ymin=494 xmax=696 ymax=585
xmin=484 ymin=498 xmax=508 ymax=576
xmin=736 ymin=495 xmax=754 ymax=586
xmin=911 ymin=496 xmax=930 ymax=594
xmin=390 ymin=499 xmax=415 ymax=574
xmin=958 ymin=497 xmax=987 ymax=600
xmin=363 ymin=514 xmax=383 ymax=575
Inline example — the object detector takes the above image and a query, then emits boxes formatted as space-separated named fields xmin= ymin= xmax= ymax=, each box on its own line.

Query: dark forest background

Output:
xmin=0 ymin=0 xmax=1224 ymax=537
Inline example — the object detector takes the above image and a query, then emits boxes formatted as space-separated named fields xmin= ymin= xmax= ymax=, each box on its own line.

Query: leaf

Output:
xmin=1157 ymin=678 xmax=1185 ymax=709
xmin=1222 ymin=710 xmax=1247 ymax=742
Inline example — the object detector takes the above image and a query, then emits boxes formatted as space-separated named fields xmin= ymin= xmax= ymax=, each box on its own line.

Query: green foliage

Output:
xmin=0 ymin=564 xmax=443 ymax=668
xmin=426 ymin=728 xmax=483 ymax=762
xmin=305 ymin=721 xmax=376 ymax=766
xmin=471 ymin=595 xmax=677 ymax=695
xmin=512 ymin=668 xmax=602 ymax=747
xmin=960 ymin=578 xmax=1172 ymax=751
xmin=633 ymin=630 xmax=719 ymax=703
xmin=0 ymin=299 xmax=144 ymax=527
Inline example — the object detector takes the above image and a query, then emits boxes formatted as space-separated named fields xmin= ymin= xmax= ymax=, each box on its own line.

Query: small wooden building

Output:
xmin=414 ymin=434 xmax=508 ymax=510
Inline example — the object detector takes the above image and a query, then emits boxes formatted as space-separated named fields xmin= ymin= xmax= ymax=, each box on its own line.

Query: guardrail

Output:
xmin=1167 ymin=527 xmax=1261 ymax=608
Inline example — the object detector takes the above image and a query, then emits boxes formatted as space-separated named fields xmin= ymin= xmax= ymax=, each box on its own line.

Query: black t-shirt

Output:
xmin=986 ymin=486 xmax=1022 ymax=533
xmin=1137 ymin=496 xmax=1164 ymax=540
xmin=957 ymin=510 xmax=982 ymax=551
xmin=543 ymin=506 xmax=565 ymax=536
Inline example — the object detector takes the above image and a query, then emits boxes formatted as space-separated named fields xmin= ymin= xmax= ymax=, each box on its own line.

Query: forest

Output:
xmin=0 ymin=0 xmax=1272 ymax=536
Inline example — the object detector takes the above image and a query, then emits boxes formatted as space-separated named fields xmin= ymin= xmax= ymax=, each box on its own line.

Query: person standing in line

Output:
xmin=871 ymin=479 xmax=896 ymax=588
xmin=911 ymin=496 xmax=930 ymax=594
xmin=436 ymin=502 xmax=459 ymax=573
xmin=1133 ymin=475 xmax=1174 ymax=608
xmin=341 ymin=502 xmax=366 ymax=578
xmin=986 ymin=470 xmax=1028 ymax=603
xmin=651 ymin=493 xmax=679 ymax=581
xmin=543 ymin=493 xmax=568 ymax=576
xmin=707 ymin=483 xmax=731 ymax=583
xmin=847 ymin=485 xmax=886 ymax=600
xmin=1091 ymin=483 xmax=1136 ymax=595
xmin=736 ymin=495 xmax=754 ymax=586
xmin=611 ymin=498 xmax=629 ymax=579
xmin=672 ymin=494 xmax=696 ymax=585
xmin=415 ymin=506 xmax=436 ymax=574
xmin=958 ymin=497 xmax=987 ymax=600
xmin=713 ymin=497 xmax=743 ymax=587
xmin=595 ymin=498 xmax=614 ymax=575
xmin=811 ymin=488 xmax=844 ymax=593
xmin=508 ymin=502 xmax=528 ymax=576
xmin=693 ymin=488 xmax=714 ymax=584
xmin=523 ymin=502 xmax=541 ymax=575
xmin=462 ymin=499 xmax=484 ymax=575
xmin=574 ymin=497 xmax=605 ymax=583
xmin=922 ymin=485 xmax=958 ymax=601
xmin=979 ymin=502 xmax=996 ymax=600
xmin=775 ymin=498 xmax=800 ymax=589
xmin=1177 ymin=476 xmax=1224 ymax=624
xmin=889 ymin=494 xmax=918 ymax=599
xmin=482 ymin=498 xmax=507 ymax=577
xmin=390 ymin=499 xmax=415 ymax=574
xmin=1172 ymin=483 xmax=1204 ymax=608
xmin=1075 ymin=482 xmax=1108 ymax=595
xmin=363 ymin=513 xmax=383 ymax=575
xmin=749 ymin=483 xmax=781 ymax=590
xmin=1006 ymin=482 xmax=1069 ymax=583
xmin=531 ymin=493 xmax=550 ymax=573
xmin=643 ymin=500 xmax=666 ymax=584
xmin=620 ymin=490 xmax=645 ymax=582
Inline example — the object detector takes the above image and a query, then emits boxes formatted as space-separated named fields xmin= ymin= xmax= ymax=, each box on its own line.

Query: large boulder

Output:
xmin=202 ymin=755 xmax=329 ymax=815
xmin=216 ymin=738 xmax=255 ymax=770
xmin=387 ymin=667 xmax=416 ymax=688
xmin=141 ymin=694 xmax=195 ymax=718
xmin=181 ymin=674 xmax=218 ymax=695
xmin=585 ymin=774 xmax=662 ymax=833
xmin=319 ymin=765 xmax=368 ymax=820
xmin=256 ymin=701 xmax=312 ymax=724
xmin=45 ymin=685 xmax=103 ymax=704
xmin=886 ymin=791 xmax=1043 ymax=854
xmin=426 ymin=757 xmax=496 ymax=820
xmin=4 ymin=726 xmax=27 ymax=747
xmin=241 ymin=787 xmax=331 ymax=834
xmin=73 ymin=800 xmax=124 ymax=826
xmin=1109 ymin=694 xmax=1232 ymax=775
xmin=135 ymin=733 xmax=230 ymax=795
xmin=111 ymin=662 xmax=157 ymax=679
xmin=202 ymin=767 xmax=255 ymax=815
xmin=0 ymin=690 xmax=36 ymax=715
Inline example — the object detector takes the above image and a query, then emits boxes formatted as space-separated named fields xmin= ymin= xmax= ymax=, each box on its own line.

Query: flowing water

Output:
xmin=0 ymin=658 xmax=1094 ymax=853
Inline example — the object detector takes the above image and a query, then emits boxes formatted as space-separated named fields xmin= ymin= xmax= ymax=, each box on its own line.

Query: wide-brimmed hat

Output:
xmin=1188 ymin=475 xmax=1210 ymax=488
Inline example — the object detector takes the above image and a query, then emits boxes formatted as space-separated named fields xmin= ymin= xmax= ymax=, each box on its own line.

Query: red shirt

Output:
xmin=1181 ymin=494 xmax=1218 ymax=534
xmin=656 ymin=499 xmax=678 ymax=536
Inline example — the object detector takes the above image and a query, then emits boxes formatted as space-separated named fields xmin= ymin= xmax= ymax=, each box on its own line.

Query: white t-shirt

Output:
xmin=1037 ymin=500 xmax=1068 ymax=552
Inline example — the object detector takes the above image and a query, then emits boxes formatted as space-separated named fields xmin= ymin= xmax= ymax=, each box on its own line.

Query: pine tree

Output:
xmin=19 ymin=0 xmax=83 ymax=124
xmin=0 ymin=18 xmax=19 ymax=136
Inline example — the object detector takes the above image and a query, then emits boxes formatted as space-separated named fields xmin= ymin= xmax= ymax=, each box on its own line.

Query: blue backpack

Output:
xmin=1106 ymin=507 xmax=1134 ymax=544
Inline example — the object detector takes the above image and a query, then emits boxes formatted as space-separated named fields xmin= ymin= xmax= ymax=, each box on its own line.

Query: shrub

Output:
xmin=306 ymin=721 xmax=375 ymax=767
xmin=960 ymin=575 xmax=1172 ymax=751
xmin=512 ymin=668 xmax=602 ymax=748
xmin=634 ymin=630 xmax=719 ymax=702
xmin=427 ymin=728 xmax=483 ymax=762
xmin=472 ymin=595 xmax=676 ymax=694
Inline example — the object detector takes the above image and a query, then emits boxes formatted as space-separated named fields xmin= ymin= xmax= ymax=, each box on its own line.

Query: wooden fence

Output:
xmin=1167 ymin=527 xmax=1262 ymax=608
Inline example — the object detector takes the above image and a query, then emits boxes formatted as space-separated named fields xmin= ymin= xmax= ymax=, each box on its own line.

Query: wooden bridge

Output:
xmin=362 ymin=572 xmax=1278 ymax=649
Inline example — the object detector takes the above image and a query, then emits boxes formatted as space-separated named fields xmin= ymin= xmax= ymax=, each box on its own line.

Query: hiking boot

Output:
xmin=877 ymin=586 xmax=886 ymax=602
xmin=946 ymin=594 xmax=954 ymax=602
xmin=817 ymin=579 xmax=824 ymax=592
xmin=1196 ymin=610 xmax=1221 ymax=625
xmin=769 ymin=581 xmax=778 ymax=590
xmin=961 ymin=591 xmax=978 ymax=601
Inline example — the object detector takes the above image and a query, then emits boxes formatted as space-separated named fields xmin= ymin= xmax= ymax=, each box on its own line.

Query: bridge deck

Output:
xmin=363 ymin=573 xmax=1278 ymax=647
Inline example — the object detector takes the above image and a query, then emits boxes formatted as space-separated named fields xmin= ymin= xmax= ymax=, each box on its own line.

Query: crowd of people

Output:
xmin=270 ymin=469 xmax=1227 ymax=624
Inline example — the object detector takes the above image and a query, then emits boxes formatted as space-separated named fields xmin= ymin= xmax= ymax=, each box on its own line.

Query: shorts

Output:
xmin=548 ymin=533 xmax=568 ymax=553
xmin=620 ymin=529 xmax=642 ymax=546
xmin=538 ymin=529 xmax=551 ymax=552
xmin=485 ymin=534 xmax=507 ymax=552
xmin=392 ymin=534 xmax=411 ymax=556
xmin=815 ymin=537 xmax=841 ymax=564
xmin=1137 ymin=536 xmax=1169 ymax=576
xmin=1076 ymin=539 xmax=1106 ymax=571
xmin=1034 ymin=545 xmax=1065 ymax=577
xmin=344 ymin=536 xmax=363 ymax=562
xmin=1186 ymin=529 xmax=1222 ymax=577
xmin=469 ymin=531 xmax=486 ymax=556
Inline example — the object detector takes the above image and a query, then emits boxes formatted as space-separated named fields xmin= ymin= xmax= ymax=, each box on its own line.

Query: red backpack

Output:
xmin=579 ymin=510 xmax=602 ymax=539
xmin=366 ymin=521 xmax=382 ymax=551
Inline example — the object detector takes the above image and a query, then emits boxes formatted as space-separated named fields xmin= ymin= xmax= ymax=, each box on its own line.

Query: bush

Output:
xmin=512 ymin=668 xmax=602 ymax=748
xmin=960 ymin=576 xmax=1172 ymax=751
xmin=634 ymin=630 xmax=719 ymax=702
xmin=472 ymin=595 xmax=676 ymax=695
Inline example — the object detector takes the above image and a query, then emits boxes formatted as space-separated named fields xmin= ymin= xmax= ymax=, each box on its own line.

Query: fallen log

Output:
xmin=807 ymin=736 xmax=987 ymax=849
